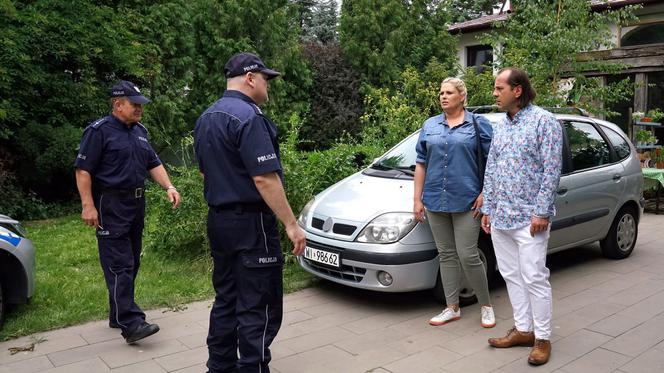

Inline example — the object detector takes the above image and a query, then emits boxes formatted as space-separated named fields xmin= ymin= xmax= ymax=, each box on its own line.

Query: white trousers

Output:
xmin=491 ymin=225 xmax=552 ymax=340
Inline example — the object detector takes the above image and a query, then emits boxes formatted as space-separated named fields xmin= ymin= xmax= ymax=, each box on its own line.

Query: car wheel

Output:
xmin=432 ymin=235 xmax=496 ymax=306
xmin=600 ymin=206 xmax=638 ymax=260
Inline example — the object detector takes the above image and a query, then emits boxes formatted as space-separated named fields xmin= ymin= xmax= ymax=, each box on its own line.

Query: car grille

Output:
xmin=310 ymin=217 xmax=358 ymax=236
xmin=303 ymin=241 xmax=367 ymax=282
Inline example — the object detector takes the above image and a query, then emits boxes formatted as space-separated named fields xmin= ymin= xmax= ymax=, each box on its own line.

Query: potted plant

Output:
xmin=646 ymin=108 xmax=664 ymax=124
xmin=648 ymin=136 xmax=659 ymax=146
xmin=654 ymin=148 xmax=664 ymax=169
xmin=632 ymin=111 xmax=645 ymax=122
xmin=635 ymin=129 xmax=651 ymax=146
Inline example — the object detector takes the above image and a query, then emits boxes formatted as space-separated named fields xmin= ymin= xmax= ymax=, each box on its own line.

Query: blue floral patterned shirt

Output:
xmin=481 ymin=105 xmax=563 ymax=230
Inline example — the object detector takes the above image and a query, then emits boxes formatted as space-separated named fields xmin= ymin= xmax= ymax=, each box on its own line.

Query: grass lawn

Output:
xmin=0 ymin=214 xmax=315 ymax=341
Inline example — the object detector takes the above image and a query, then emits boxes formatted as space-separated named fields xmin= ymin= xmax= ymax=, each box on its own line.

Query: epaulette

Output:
xmin=249 ymin=103 xmax=263 ymax=116
xmin=136 ymin=122 xmax=149 ymax=134
xmin=88 ymin=118 xmax=108 ymax=130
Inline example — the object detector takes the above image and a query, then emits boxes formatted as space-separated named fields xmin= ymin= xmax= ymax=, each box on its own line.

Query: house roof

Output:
xmin=447 ymin=12 xmax=510 ymax=34
xmin=448 ymin=0 xmax=657 ymax=34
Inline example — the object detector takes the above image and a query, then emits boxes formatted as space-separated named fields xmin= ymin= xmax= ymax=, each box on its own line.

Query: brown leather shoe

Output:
xmin=528 ymin=339 xmax=551 ymax=365
xmin=488 ymin=326 xmax=535 ymax=348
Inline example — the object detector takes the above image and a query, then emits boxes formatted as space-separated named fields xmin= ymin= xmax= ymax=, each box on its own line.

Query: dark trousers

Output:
xmin=94 ymin=192 xmax=146 ymax=337
xmin=206 ymin=206 xmax=284 ymax=373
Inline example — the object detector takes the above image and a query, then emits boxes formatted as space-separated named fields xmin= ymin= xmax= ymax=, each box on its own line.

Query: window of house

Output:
xmin=622 ymin=24 xmax=664 ymax=47
xmin=466 ymin=45 xmax=493 ymax=73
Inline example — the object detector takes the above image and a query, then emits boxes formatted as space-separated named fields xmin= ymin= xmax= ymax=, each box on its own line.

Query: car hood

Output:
xmin=0 ymin=214 xmax=19 ymax=224
xmin=311 ymin=171 xmax=414 ymax=224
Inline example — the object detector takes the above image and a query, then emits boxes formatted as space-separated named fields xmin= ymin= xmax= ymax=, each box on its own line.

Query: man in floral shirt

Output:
xmin=481 ymin=68 xmax=562 ymax=365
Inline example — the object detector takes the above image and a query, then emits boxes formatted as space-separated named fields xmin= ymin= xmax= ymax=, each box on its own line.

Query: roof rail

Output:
xmin=467 ymin=105 xmax=499 ymax=114
xmin=467 ymin=105 xmax=589 ymax=117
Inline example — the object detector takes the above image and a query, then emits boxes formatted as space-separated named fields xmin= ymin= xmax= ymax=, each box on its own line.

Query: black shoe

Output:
xmin=109 ymin=320 xmax=120 ymax=329
xmin=125 ymin=322 xmax=160 ymax=344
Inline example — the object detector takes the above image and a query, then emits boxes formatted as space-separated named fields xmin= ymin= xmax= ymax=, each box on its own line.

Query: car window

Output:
xmin=603 ymin=127 xmax=631 ymax=161
xmin=564 ymin=121 xmax=611 ymax=171
xmin=376 ymin=131 xmax=419 ymax=170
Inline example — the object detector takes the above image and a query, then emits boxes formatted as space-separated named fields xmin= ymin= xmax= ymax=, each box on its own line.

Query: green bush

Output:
xmin=144 ymin=165 xmax=208 ymax=256
xmin=360 ymin=62 xmax=452 ymax=150
xmin=142 ymin=62 xmax=455 ymax=258
xmin=142 ymin=122 xmax=378 ymax=258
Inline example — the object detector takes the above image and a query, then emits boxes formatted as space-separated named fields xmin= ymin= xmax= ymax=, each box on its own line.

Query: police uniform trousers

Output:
xmin=206 ymin=204 xmax=283 ymax=373
xmin=94 ymin=191 xmax=147 ymax=337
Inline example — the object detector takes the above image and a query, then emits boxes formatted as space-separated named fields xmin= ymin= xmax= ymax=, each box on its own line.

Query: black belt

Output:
xmin=211 ymin=202 xmax=272 ymax=213
xmin=99 ymin=187 xmax=144 ymax=199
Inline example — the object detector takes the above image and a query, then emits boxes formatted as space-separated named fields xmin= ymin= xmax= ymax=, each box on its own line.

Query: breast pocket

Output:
xmin=425 ymin=131 xmax=443 ymax=146
xmin=136 ymin=140 xmax=156 ymax=168
xmin=105 ymin=142 xmax=130 ymax=165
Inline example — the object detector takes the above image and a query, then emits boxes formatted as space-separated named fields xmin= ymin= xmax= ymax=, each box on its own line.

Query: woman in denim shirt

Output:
xmin=413 ymin=77 xmax=495 ymax=328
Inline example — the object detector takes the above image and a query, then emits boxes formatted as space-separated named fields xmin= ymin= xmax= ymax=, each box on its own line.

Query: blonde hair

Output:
xmin=440 ymin=77 xmax=468 ymax=106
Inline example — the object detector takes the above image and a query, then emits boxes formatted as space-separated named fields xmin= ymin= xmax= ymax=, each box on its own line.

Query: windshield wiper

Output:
xmin=371 ymin=163 xmax=415 ymax=176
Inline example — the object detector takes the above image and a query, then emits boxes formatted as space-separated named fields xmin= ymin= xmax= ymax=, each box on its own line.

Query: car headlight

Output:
xmin=297 ymin=198 xmax=315 ymax=227
xmin=356 ymin=213 xmax=417 ymax=244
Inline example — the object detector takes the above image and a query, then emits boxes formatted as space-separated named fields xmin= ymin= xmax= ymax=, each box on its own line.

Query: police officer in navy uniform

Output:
xmin=74 ymin=81 xmax=181 ymax=344
xmin=194 ymin=52 xmax=306 ymax=373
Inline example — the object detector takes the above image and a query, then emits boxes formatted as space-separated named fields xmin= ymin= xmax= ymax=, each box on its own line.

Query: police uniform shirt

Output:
xmin=75 ymin=114 xmax=162 ymax=189
xmin=194 ymin=90 xmax=283 ymax=207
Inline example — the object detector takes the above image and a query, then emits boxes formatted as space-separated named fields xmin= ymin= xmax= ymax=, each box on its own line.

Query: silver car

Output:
xmin=0 ymin=214 xmax=36 ymax=328
xmin=297 ymin=112 xmax=644 ymax=305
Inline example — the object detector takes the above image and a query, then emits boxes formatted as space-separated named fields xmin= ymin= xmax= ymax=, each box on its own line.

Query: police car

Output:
xmin=0 ymin=214 xmax=36 ymax=329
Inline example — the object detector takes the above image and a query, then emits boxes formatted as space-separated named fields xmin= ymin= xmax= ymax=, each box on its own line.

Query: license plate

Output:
xmin=304 ymin=246 xmax=341 ymax=269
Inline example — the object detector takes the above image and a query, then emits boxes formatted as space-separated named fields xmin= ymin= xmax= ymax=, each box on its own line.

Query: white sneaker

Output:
xmin=429 ymin=308 xmax=461 ymax=326
xmin=481 ymin=306 xmax=496 ymax=328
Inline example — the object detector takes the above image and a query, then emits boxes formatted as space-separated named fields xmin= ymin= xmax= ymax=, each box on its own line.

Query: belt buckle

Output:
xmin=135 ymin=188 xmax=143 ymax=198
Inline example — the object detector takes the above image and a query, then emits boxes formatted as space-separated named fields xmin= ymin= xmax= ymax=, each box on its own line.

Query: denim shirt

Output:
xmin=481 ymin=105 xmax=563 ymax=230
xmin=416 ymin=110 xmax=493 ymax=213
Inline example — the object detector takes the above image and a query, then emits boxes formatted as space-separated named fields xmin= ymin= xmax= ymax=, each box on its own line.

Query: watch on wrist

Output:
xmin=166 ymin=185 xmax=177 ymax=191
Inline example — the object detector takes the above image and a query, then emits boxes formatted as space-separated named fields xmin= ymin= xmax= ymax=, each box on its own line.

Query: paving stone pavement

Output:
xmin=1 ymin=213 xmax=664 ymax=373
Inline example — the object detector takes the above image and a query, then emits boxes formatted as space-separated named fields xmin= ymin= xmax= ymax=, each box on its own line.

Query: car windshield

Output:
xmin=371 ymin=131 xmax=420 ymax=175
xmin=366 ymin=113 xmax=501 ymax=179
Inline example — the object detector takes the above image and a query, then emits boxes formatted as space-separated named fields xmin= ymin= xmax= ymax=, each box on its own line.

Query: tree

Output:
xmin=0 ymin=0 xmax=146 ymax=201
xmin=339 ymin=0 xmax=458 ymax=87
xmin=446 ymin=0 xmax=501 ymax=23
xmin=301 ymin=0 xmax=339 ymax=44
xmin=299 ymin=42 xmax=363 ymax=150
xmin=483 ymin=0 xmax=639 ymax=116
xmin=0 ymin=0 xmax=312 ymax=215
xmin=187 ymin=0 xmax=312 ymax=133
xmin=291 ymin=0 xmax=316 ymax=31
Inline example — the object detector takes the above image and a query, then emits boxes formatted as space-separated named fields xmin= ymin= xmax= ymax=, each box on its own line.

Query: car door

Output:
xmin=549 ymin=120 xmax=625 ymax=250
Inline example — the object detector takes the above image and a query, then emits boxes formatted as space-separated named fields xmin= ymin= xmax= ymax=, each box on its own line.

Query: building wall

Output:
xmin=454 ymin=2 xmax=664 ymax=69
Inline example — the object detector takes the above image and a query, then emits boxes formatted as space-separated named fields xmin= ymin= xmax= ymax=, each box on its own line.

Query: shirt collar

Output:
xmin=223 ymin=90 xmax=258 ymax=105
xmin=439 ymin=109 xmax=474 ymax=126
xmin=108 ymin=114 xmax=135 ymax=130
xmin=506 ymin=104 xmax=533 ymax=124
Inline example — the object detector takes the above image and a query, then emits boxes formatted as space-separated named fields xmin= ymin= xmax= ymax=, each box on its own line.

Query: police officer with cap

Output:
xmin=194 ymin=52 xmax=305 ymax=373
xmin=74 ymin=80 xmax=181 ymax=344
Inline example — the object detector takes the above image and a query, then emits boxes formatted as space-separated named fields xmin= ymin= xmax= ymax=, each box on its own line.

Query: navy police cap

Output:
xmin=109 ymin=80 xmax=151 ymax=104
xmin=224 ymin=52 xmax=281 ymax=80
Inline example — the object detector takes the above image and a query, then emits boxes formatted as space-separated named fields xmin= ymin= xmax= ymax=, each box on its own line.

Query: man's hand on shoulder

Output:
xmin=285 ymin=222 xmax=306 ymax=256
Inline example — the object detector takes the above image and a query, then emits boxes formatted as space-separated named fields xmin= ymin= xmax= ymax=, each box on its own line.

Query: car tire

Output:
xmin=600 ymin=206 xmax=638 ymax=260
xmin=432 ymin=235 xmax=496 ymax=306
